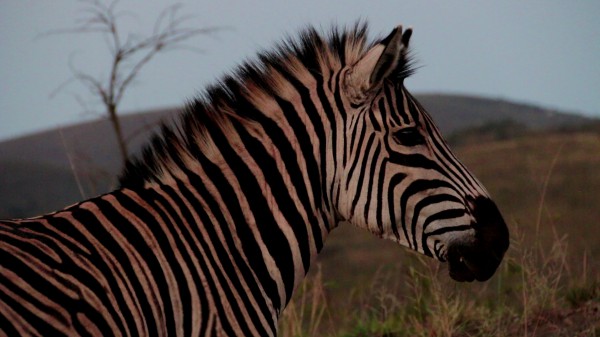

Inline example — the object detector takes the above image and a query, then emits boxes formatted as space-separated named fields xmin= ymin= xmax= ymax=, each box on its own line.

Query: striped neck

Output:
xmin=132 ymin=92 xmax=340 ymax=323
xmin=117 ymin=25 xmax=374 ymax=324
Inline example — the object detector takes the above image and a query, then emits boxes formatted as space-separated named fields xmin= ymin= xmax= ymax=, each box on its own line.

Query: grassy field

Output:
xmin=280 ymin=127 xmax=600 ymax=336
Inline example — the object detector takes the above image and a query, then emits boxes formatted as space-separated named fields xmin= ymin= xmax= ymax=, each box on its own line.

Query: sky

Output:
xmin=1 ymin=1 xmax=599 ymax=141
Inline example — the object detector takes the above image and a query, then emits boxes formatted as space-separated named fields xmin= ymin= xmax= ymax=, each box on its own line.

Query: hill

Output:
xmin=0 ymin=94 xmax=594 ymax=218
xmin=0 ymin=107 xmax=175 ymax=218
xmin=418 ymin=94 xmax=589 ymax=133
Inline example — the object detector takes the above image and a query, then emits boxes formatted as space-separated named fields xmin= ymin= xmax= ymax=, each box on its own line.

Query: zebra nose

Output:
xmin=447 ymin=196 xmax=509 ymax=282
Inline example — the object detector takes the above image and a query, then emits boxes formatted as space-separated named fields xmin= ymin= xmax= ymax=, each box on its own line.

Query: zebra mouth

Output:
xmin=446 ymin=240 xmax=505 ymax=282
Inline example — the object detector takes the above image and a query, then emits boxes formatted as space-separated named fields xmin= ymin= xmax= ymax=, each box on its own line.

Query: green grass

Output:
xmin=280 ymin=128 xmax=600 ymax=336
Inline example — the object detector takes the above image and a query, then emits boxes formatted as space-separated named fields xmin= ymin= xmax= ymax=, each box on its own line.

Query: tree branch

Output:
xmin=47 ymin=0 xmax=223 ymax=169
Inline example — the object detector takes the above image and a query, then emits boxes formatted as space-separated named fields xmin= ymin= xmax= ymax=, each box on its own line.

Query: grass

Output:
xmin=279 ymin=128 xmax=600 ymax=336
xmin=280 ymin=229 xmax=599 ymax=336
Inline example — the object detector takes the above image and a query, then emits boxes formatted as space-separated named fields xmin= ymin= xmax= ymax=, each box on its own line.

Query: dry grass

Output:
xmin=280 ymin=223 xmax=600 ymax=337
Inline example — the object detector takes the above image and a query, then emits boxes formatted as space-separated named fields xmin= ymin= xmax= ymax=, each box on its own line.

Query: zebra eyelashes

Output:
xmin=391 ymin=127 xmax=425 ymax=146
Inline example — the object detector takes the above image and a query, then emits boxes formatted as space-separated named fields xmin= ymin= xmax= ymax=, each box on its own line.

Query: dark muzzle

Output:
xmin=447 ymin=196 xmax=509 ymax=282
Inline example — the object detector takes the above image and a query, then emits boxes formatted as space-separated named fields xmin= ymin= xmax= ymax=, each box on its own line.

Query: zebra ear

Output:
xmin=346 ymin=25 xmax=411 ymax=101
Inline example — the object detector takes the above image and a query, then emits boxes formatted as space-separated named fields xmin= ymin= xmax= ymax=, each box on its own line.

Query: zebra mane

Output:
xmin=119 ymin=23 xmax=413 ymax=188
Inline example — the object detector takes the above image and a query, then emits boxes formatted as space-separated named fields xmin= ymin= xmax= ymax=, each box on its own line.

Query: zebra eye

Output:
xmin=392 ymin=127 xmax=425 ymax=146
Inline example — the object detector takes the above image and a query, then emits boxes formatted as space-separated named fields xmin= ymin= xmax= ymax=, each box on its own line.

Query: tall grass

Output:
xmin=280 ymin=225 xmax=599 ymax=336
xmin=279 ymin=265 xmax=329 ymax=337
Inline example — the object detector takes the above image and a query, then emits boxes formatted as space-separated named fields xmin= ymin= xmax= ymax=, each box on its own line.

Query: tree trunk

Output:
xmin=107 ymin=104 xmax=128 ymax=170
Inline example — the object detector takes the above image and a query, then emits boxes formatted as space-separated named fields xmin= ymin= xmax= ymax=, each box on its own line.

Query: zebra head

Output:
xmin=336 ymin=26 xmax=509 ymax=282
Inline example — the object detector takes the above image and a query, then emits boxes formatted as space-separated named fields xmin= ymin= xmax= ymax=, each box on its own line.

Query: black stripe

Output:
xmin=363 ymin=143 xmax=382 ymax=223
xmin=330 ymin=72 xmax=347 ymax=212
xmin=347 ymin=113 xmax=361 ymax=169
xmin=390 ymin=85 xmax=409 ymax=125
xmin=269 ymin=59 xmax=333 ymax=213
xmin=273 ymin=96 xmax=324 ymax=252
xmin=421 ymin=209 xmax=468 ymax=256
xmin=0 ymin=301 xmax=20 ymax=337
xmin=375 ymin=159 xmax=389 ymax=232
xmin=386 ymin=173 xmax=407 ymax=240
xmin=0 ymin=250 xmax=66 ymax=335
xmin=170 ymin=178 xmax=241 ymax=334
xmin=369 ymin=100 xmax=382 ymax=132
xmin=68 ymin=206 xmax=138 ymax=335
xmin=157 ymin=186 xmax=256 ymax=337
xmin=403 ymin=87 xmax=421 ymax=123
xmin=232 ymin=120 xmax=306 ymax=298
xmin=376 ymin=97 xmax=388 ymax=131
xmin=234 ymin=91 xmax=314 ymax=260
xmin=350 ymin=134 xmax=376 ymax=217
xmin=192 ymin=144 xmax=281 ymax=314
xmin=78 ymin=196 xmax=163 ymax=334
xmin=410 ymin=194 xmax=463 ymax=251
xmin=346 ymin=120 xmax=367 ymax=191
xmin=172 ymin=177 xmax=270 ymax=335
xmin=387 ymin=148 xmax=442 ymax=170
xmin=145 ymin=186 xmax=198 ymax=335
xmin=332 ymin=71 xmax=348 ymax=167
xmin=399 ymin=179 xmax=454 ymax=248
xmin=202 ymin=117 xmax=284 ymax=310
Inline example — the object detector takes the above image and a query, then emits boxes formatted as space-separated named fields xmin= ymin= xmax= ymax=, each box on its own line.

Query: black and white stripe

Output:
xmin=1 ymin=24 xmax=509 ymax=336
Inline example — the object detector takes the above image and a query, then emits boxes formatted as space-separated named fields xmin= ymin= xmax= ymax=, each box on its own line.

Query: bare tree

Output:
xmin=50 ymin=0 xmax=220 ymax=168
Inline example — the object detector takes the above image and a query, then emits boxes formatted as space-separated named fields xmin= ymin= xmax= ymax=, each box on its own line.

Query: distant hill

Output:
xmin=418 ymin=94 xmax=590 ymax=133
xmin=0 ymin=107 xmax=176 ymax=218
xmin=0 ymin=94 xmax=594 ymax=218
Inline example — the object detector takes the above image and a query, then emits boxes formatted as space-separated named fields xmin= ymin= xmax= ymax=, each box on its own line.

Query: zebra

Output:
xmin=1 ymin=24 xmax=509 ymax=336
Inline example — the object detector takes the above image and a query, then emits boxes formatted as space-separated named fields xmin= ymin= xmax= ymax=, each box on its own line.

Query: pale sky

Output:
xmin=1 ymin=0 xmax=599 ymax=141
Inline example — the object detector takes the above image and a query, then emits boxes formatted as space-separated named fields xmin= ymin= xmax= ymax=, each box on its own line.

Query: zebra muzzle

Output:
xmin=447 ymin=241 xmax=502 ymax=282
xmin=447 ymin=196 xmax=509 ymax=282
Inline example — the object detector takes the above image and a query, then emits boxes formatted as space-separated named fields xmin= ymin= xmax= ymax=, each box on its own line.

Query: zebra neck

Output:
xmin=120 ymin=66 xmax=343 ymax=318
xmin=144 ymin=138 xmax=337 ymax=315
